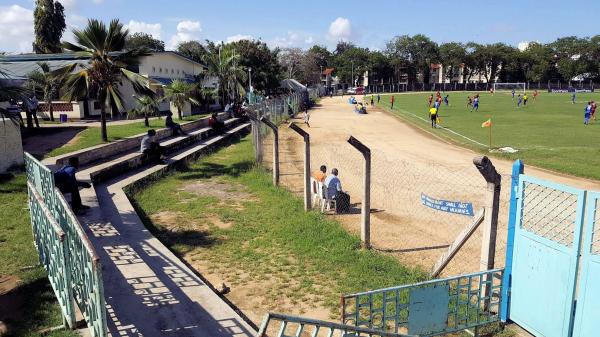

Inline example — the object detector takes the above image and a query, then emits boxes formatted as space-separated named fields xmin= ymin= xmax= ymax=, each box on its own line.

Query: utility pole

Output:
xmin=351 ymin=60 xmax=354 ymax=87
xmin=248 ymin=67 xmax=252 ymax=92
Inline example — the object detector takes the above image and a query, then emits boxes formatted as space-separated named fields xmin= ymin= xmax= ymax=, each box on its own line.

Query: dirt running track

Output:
xmin=270 ymin=95 xmax=600 ymax=276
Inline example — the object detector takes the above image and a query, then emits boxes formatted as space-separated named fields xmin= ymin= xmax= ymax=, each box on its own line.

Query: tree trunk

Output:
xmin=48 ymin=100 xmax=54 ymax=122
xmin=100 ymin=103 xmax=108 ymax=142
xmin=144 ymin=113 xmax=149 ymax=127
xmin=177 ymin=107 xmax=182 ymax=120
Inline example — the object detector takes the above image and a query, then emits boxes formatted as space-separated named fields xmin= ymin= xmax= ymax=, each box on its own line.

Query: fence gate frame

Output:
xmin=506 ymin=173 xmax=586 ymax=337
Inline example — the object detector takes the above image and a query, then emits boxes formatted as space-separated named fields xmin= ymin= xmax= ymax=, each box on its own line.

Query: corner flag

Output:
xmin=481 ymin=119 xmax=492 ymax=128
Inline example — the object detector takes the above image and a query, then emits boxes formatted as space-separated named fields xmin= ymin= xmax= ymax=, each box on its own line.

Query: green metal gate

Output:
xmin=25 ymin=153 xmax=107 ymax=337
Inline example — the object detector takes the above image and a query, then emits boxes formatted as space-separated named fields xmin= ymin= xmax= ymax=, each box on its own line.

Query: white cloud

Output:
xmin=92 ymin=0 xmax=104 ymax=3
xmin=0 ymin=5 xmax=34 ymax=53
xmin=226 ymin=34 xmax=253 ymax=43
xmin=270 ymin=31 xmax=314 ymax=48
xmin=327 ymin=17 xmax=352 ymax=42
xmin=126 ymin=20 xmax=162 ymax=39
xmin=168 ymin=20 xmax=201 ymax=49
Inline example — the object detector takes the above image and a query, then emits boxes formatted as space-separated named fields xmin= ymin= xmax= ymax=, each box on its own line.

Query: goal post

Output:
xmin=493 ymin=82 xmax=526 ymax=93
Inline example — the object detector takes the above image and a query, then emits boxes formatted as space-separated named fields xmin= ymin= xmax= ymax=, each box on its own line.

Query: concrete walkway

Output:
xmin=75 ymin=124 xmax=255 ymax=337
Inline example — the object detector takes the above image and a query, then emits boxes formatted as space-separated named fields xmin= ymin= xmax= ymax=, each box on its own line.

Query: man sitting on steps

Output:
xmin=208 ymin=113 xmax=226 ymax=134
xmin=165 ymin=111 xmax=186 ymax=136
xmin=54 ymin=157 xmax=91 ymax=214
xmin=141 ymin=129 xmax=166 ymax=164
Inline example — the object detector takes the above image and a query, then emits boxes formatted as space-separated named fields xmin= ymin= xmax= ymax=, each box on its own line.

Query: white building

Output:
xmin=428 ymin=63 xmax=499 ymax=84
xmin=0 ymin=51 xmax=215 ymax=119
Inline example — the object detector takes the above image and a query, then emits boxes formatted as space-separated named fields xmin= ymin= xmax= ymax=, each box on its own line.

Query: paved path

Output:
xmin=75 ymin=125 xmax=255 ymax=337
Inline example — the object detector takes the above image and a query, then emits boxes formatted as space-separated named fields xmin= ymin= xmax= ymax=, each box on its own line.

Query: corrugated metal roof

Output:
xmin=0 ymin=59 xmax=80 ymax=79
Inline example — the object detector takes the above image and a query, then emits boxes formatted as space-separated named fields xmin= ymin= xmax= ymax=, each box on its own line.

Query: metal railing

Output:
xmin=342 ymin=269 xmax=504 ymax=336
xmin=257 ymin=312 xmax=414 ymax=337
xmin=24 ymin=153 xmax=107 ymax=337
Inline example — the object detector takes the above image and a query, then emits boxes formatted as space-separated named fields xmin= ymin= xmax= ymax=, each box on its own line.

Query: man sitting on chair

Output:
xmin=325 ymin=167 xmax=342 ymax=197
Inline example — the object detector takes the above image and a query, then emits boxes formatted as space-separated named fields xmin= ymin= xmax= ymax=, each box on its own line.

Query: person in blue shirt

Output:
xmin=54 ymin=157 xmax=91 ymax=213
xmin=517 ymin=94 xmax=523 ymax=107
xmin=471 ymin=95 xmax=480 ymax=112
xmin=572 ymin=91 xmax=576 ymax=104
xmin=511 ymin=89 xmax=515 ymax=100
xmin=443 ymin=94 xmax=449 ymax=106
xmin=324 ymin=168 xmax=343 ymax=200
xmin=585 ymin=102 xmax=592 ymax=125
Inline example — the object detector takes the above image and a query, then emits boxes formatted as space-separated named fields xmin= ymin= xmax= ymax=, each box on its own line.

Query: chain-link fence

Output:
xmin=259 ymin=119 xmax=514 ymax=278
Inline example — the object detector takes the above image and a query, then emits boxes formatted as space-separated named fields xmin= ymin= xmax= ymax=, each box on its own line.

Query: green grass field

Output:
xmin=375 ymin=91 xmax=600 ymax=180
xmin=0 ymin=174 xmax=78 ymax=337
xmin=47 ymin=114 xmax=207 ymax=157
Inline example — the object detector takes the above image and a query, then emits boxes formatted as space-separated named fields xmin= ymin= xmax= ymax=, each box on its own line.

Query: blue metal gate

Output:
xmin=573 ymin=193 xmax=600 ymax=337
xmin=509 ymin=175 xmax=586 ymax=337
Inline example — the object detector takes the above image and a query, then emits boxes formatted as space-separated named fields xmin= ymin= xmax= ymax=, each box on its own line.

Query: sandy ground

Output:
xmin=265 ymin=95 xmax=600 ymax=276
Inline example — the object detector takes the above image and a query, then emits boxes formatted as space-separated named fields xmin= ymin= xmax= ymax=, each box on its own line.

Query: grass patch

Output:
xmin=47 ymin=114 xmax=207 ymax=157
xmin=131 ymin=135 xmax=428 ymax=317
xmin=375 ymin=91 xmax=600 ymax=180
xmin=0 ymin=173 xmax=78 ymax=337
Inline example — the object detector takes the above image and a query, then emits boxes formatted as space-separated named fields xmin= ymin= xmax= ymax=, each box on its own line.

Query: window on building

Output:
xmin=177 ymin=70 xmax=180 ymax=75
xmin=171 ymin=69 xmax=174 ymax=74
xmin=159 ymin=68 xmax=162 ymax=73
xmin=153 ymin=66 xmax=156 ymax=73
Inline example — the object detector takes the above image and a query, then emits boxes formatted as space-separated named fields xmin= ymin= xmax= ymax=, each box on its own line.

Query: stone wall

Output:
xmin=0 ymin=118 xmax=24 ymax=172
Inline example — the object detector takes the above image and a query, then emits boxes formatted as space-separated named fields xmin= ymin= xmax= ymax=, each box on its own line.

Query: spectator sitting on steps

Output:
xmin=54 ymin=157 xmax=91 ymax=214
xmin=141 ymin=129 xmax=166 ymax=164
xmin=166 ymin=111 xmax=187 ymax=136
xmin=208 ymin=113 xmax=226 ymax=134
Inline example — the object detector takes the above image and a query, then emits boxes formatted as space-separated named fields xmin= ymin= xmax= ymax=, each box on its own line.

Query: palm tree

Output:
xmin=203 ymin=45 xmax=246 ymax=109
xmin=27 ymin=62 xmax=62 ymax=121
xmin=164 ymin=80 xmax=199 ymax=120
xmin=130 ymin=94 xmax=161 ymax=127
xmin=57 ymin=19 xmax=152 ymax=142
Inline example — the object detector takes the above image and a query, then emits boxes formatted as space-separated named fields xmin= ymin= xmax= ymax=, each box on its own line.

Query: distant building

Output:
xmin=427 ymin=63 xmax=499 ymax=84
xmin=0 ymin=51 xmax=216 ymax=119
xmin=321 ymin=67 xmax=335 ymax=88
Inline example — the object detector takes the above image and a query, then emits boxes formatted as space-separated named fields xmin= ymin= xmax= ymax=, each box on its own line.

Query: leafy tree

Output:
xmin=386 ymin=34 xmax=439 ymax=84
xmin=125 ymin=32 xmax=165 ymax=52
xmin=469 ymin=43 xmax=513 ymax=83
xmin=307 ymin=45 xmax=332 ymax=68
xmin=368 ymin=51 xmax=394 ymax=84
xmin=33 ymin=0 xmax=66 ymax=53
xmin=549 ymin=36 xmax=590 ymax=82
xmin=58 ymin=19 xmax=152 ymax=142
xmin=227 ymin=39 xmax=280 ymax=93
xmin=332 ymin=45 xmax=370 ymax=84
xmin=334 ymin=42 xmax=355 ymax=56
xmin=27 ymin=62 xmax=62 ymax=122
xmin=164 ymin=80 xmax=199 ymax=120
xmin=176 ymin=40 xmax=208 ymax=63
xmin=520 ymin=42 xmax=557 ymax=82
xmin=203 ymin=45 xmax=247 ymax=108
xmin=439 ymin=42 xmax=466 ymax=82
xmin=130 ymin=95 xmax=161 ymax=127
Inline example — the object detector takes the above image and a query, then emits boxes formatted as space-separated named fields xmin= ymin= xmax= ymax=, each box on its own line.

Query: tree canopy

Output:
xmin=125 ymin=32 xmax=165 ymax=52
xmin=33 ymin=0 xmax=66 ymax=53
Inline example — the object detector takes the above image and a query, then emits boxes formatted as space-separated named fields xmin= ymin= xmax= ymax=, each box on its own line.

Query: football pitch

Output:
xmin=375 ymin=91 xmax=600 ymax=180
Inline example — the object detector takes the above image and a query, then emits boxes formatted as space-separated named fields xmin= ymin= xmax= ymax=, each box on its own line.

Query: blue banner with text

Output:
xmin=421 ymin=193 xmax=474 ymax=216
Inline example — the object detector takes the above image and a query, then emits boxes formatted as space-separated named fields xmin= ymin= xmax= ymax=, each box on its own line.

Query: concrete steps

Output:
xmin=45 ymin=118 xmax=255 ymax=337
xmin=82 ymin=118 xmax=243 ymax=184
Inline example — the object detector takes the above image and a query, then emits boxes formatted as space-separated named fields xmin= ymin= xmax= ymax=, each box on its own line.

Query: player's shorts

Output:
xmin=430 ymin=114 xmax=437 ymax=121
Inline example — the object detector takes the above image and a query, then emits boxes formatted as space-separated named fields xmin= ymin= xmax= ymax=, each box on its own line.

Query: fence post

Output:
xmin=289 ymin=122 xmax=311 ymax=210
xmin=501 ymin=160 xmax=524 ymax=322
xmin=260 ymin=116 xmax=279 ymax=186
xmin=473 ymin=156 xmax=502 ymax=271
xmin=348 ymin=136 xmax=371 ymax=249
xmin=473 ymin=156 xmax=501 ymax=309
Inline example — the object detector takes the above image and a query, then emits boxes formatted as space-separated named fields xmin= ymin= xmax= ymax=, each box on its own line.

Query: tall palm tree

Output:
xmin=130 ymin=94 xmax=161 ymax=127
xmin=27 ymin=62 xmax=62 ymax=121
xmin=164 ymin=80 xmax=199 ymax=120
xmin=57 ymin=19 xmax=152 ymax=142
xmin=203 ymin=46 xmax=246 ymax=109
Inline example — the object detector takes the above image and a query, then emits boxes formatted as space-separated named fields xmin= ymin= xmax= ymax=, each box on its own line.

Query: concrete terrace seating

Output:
xmin=85 ymin=118 xmax=243 ymax=183
xmin=43 ymin=115 xmax=254 ymax=336
xmin=43 ymin=112 xmax=230 ymax=169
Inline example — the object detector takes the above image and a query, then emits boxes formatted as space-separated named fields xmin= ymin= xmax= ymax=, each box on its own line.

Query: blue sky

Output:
xmin=1 ymin=0 xmax=599 ymax=53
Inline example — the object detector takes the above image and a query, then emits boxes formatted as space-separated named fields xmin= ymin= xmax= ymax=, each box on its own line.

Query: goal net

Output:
xmin=493 ymin=82 xmax=526 ymax=92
